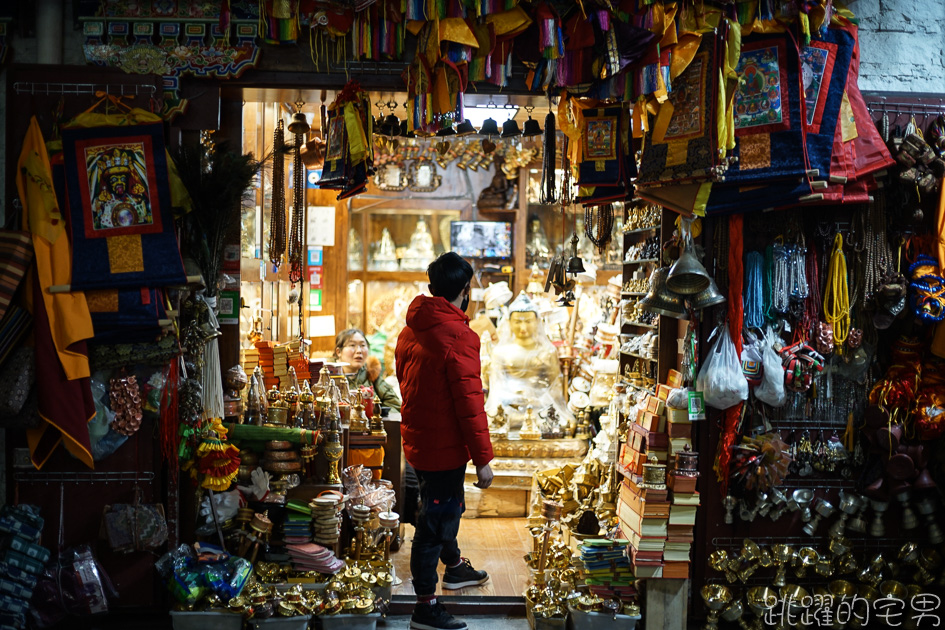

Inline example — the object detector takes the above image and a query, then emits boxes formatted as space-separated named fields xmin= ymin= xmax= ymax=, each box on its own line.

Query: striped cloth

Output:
xmin=0 ymin=231 xmax=32 ymax=323
xmin=0 ymin=305 xmax=31 ymax=368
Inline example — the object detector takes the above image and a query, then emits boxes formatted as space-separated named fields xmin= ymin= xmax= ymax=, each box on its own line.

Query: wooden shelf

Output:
xmin=621 ymin=351 xmax=657 ymax=362
xmin=624 ymin=258 xmax=658 ymax=265
xmin=347 ymin=270 xmax=430 ymax=282
xmin=621 ymin=292 xmax=647 ymax=297
xmin=622 ymin=321 xmax=658 ymax=329
xmin=624 ymin=226 xmax=660 ymax=235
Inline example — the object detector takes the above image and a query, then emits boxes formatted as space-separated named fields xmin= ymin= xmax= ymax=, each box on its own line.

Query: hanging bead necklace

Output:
xmin=744 ymin=251 xmax=765 ymax=329
xmin=268 ymin=119 xmax=287 ymax=266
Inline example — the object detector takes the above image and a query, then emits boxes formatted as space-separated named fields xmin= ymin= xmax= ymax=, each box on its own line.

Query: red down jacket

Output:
xmin=395 ymin=294 xmax=494 ymax=472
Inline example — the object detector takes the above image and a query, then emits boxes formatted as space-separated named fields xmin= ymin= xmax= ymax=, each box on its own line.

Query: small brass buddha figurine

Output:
xmin=488 ymin=404 xmax=509 ymax=436
xmin=519 ymin=405 xmax=542 ymax=441
xmin=297 ymin=380 xmax=316 ymax=429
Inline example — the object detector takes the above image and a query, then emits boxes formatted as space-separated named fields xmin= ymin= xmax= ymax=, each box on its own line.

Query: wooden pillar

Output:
xmin=645 ymin=578 xmax=689 ymax=628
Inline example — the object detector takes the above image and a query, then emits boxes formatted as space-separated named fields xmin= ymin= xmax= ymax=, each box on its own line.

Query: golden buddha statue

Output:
xmin=485 ymin=292 xmax=573 ymax=434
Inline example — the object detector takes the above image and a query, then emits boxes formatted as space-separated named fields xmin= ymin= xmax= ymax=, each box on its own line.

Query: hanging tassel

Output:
xmin=540 ymin=109 xmax=557 ymax=204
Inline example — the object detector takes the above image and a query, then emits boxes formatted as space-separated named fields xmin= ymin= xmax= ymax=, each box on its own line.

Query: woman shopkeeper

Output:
xmin=333 ymin=328 xmax=401 ymax=411
xmin=334 ymin=329 xmax=401 ymax=478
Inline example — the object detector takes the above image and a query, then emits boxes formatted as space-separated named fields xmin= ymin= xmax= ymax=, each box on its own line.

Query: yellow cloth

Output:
xmin=439 ymin=18 xmax=479 ymax=47
xmin=486 ymin=7 xmax=532 ymax=38
xmin=16 ymin=117 xmax=93 ymax=381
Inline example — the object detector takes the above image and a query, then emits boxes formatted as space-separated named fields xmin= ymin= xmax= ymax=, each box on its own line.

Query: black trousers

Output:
xmin=410 ymin=464 xmax=466 ymax=596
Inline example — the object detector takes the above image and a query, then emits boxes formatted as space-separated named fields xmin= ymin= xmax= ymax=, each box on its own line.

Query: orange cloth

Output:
xmin=347 ymin=447 xmax=385 ymax=480
xmin=17 ymin=116 xmax=97 ymax=469
xmin=16 ymin=117 xmax=94 ymax=379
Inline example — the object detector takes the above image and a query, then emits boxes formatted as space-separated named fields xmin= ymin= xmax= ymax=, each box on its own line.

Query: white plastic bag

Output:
xmin=755 ymin=327 xmax=787 ymax=407
xmin=697 ymin=323 xmax=749 ymax=410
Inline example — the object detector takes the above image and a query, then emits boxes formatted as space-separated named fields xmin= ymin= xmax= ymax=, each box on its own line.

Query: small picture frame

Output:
xmin=407 ymin=159 xmax=442 ymax=192
xmin=375 ymin=163 xmax=407 ymax=191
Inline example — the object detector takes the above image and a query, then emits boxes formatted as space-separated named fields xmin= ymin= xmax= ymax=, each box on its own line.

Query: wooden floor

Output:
xmin=391 ymin=517 xmax=532 ymax=597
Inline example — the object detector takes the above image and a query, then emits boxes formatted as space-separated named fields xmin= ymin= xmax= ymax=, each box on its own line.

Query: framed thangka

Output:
xmin=636 ymin=31 xmax=722 ymax=186
xmin=733 ymin=39 xmax=792 ymax=136
xmin=62 ymin=122 xmax=186 ymax=290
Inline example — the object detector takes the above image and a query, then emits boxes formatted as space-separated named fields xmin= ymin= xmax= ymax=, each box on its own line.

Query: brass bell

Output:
xmin=667 ymin=246 xmax=711 ymax=295
xmin=566 ymin=233 xmax=585 ymax=275
xmin=667 ymin=218 xmax=711 ymax=295
xmin=479 ymin=117 xmax=500 ymax=136
xmin=380 ymin=113 xmax=400 ymax=137
xmin=288 ymin=111 xmax=310 ymax=135
xmin=522 ymin=116 xmax=543 ymax=137
xmin=640 ymin=267 xmax=687 ymax=318
xmin=501 ymin=118 xmax=522 ymax=138
xmin=688 ymin=276 xmax=726 ymax=310
xmin=455 ymin=119 xmax=476 ymax=136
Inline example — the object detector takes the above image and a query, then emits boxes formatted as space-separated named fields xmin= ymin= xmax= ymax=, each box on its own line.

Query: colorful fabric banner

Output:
xmin=61 ymin=122 xmax=187 ymax=291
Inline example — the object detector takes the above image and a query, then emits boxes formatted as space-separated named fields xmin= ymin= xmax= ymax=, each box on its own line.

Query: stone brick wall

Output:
xmin=854 ymin=0 xmax=945 ymax=93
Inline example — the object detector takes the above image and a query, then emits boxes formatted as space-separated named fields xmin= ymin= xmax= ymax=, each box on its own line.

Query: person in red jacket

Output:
xmin=396 ymin=252 xmax=495 ymax=630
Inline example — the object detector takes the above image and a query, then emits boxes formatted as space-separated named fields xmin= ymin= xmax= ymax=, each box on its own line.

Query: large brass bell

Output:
xmin=640 ymin=267 xmax=687 ymax=318
xmin=667 ymin=247 xmax=711 ymax=294
xmin=688 ymin=276 xmax=726 ymax=310
xmin=288 ymin=111 xmax=310 ymax=136
xmin=667 ymin=217 xmax=711 ymax=295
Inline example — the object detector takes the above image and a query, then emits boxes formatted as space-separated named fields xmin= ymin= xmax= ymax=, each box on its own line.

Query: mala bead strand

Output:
xmin=823 ymin=233 xmax=851 ymax=349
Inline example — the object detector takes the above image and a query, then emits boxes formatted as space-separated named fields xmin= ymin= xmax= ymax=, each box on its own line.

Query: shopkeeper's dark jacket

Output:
xmin=348 ymin=364 xmax=401 ymax=411
xmin=395 ymin=294 xmax=494 ymax=472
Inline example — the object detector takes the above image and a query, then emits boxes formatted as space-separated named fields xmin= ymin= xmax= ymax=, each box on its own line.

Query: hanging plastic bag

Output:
xmin=755 ymin=327 xmax=787 ymax=407
xmin=697 ymin=323 xmax=748 ymax=410
xmin=740 ymin=330 xmax=765 ymax=387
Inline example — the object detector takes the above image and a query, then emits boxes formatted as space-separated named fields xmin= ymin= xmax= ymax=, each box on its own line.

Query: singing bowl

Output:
xmin=701 ymin=584 xmax=733 ymax=611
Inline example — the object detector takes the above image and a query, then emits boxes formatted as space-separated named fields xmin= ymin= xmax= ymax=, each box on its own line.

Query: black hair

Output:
xmin=333 ymin=328 xmax=368 ymax=358
xmin=427 ymin=252 xmax=473 ymax=301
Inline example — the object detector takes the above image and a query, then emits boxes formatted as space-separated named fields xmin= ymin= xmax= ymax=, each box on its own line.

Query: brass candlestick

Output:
xmin=701 ymin=585 xmax=732 ymax=630
xmin=536 ymin=500 xmax=562 ymax=586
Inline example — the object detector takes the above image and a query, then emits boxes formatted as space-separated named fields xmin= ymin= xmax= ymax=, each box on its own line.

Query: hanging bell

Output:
xmin=666 ymin=247 xmax=711 ymax=295
xmin=399 ymin=120 xmax=415 ymax=139
xmin=640 ymin=267 xmax=687 ymax=318
xmin=381 ymin=114 xmax=401 ymax=137
xmin=479 ymin=117 xmax=500 ymax=136
xmin=688 ymin=277 xmax=726 ymax=310
xmin=566 ymin=233 xmax=585 ymax=275
xmin=522 ymin=116 xmax=543 ymax=137
xmin=436 ymin=124 xmax=456 ymax=137
xmin=501 ymin=118 xmax=522 ymax=138
xmin=455 ymin=119 xmax=476 ymax=136
xmin=288 ymin=111 xmax=310 ymax=135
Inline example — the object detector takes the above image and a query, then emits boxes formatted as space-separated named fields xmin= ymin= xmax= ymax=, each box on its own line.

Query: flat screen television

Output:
xmin=450 ymin=221 xmax=513 ymax=258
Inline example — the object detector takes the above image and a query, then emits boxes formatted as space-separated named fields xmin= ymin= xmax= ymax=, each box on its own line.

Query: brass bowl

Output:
xmin=879 ymin=580 xmax=908 ymax=600
xmin=720 ymin=600 xmax=744 ymax=622
xmin=701 ymin=584 xmax=733 ymax=611
xmin=828 ymin=580 xmax=856 ymax=599
xmin=746 ymin=587 xmax=778 ymax=617
xmin=779 ymin=585 xmax=810 ymax=615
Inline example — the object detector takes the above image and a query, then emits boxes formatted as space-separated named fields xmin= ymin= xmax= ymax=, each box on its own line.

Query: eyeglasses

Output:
xmin=343 ymin=342 xmax=369 ymax=351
